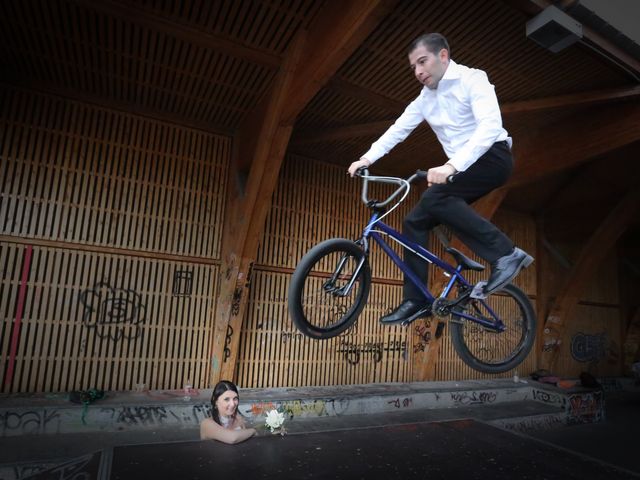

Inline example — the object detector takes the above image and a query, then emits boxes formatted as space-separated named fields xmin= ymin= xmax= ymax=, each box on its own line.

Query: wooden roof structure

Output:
xmin=2 ymin=0 xmax=638 ymax=244
xmin=1 ymin=0 xmax=639 ymax=380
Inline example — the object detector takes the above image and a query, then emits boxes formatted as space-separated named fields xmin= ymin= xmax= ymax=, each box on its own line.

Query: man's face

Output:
xmin=408 ymin=45 xmax=448 ymax=90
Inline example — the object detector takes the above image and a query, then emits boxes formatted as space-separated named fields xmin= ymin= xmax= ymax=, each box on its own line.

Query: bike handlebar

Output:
xmin=357 ymin=168 xmax=459 ymax=209
xmin=356 ymin=168 xmax=424 ymax=209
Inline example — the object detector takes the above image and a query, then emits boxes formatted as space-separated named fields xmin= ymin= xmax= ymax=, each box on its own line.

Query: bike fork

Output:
xmin=325 ymin=240 xmax=368 ymax=297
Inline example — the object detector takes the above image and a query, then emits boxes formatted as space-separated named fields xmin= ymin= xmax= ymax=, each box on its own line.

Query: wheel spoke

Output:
xmin=451 ymin=284 xmax=536 ymax=373
xmin=288 ymin=239 xmax=370 ymax=339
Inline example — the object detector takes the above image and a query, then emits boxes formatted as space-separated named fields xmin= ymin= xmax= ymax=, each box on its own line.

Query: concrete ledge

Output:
xmin=489 ymin=412 xmax=568 ymax=432
xmin=0 ymin=378 xmax=613 ymax=437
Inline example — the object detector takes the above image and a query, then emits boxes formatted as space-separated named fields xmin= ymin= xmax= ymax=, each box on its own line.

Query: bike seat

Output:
xmin=445 ymin=247 xmax=485 ymax=272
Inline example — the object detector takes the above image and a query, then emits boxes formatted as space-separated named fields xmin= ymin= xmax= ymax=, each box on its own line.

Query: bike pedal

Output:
xmin=400 ymin=307 xmax=432 ymax=326
xmin=470 ymin=281 xmax=489 ymax=299
xmin=435 ymin=321 xmax=445 ymax=338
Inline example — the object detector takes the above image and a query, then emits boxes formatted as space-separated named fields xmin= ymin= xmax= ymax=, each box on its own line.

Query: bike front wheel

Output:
xmin=288 ymin=238 xmax=371 ymax=339
xmin=450 ymin=283 xmax=536 ymax=374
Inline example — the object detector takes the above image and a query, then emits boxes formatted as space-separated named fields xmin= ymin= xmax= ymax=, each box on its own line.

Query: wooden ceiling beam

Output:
xmin=3 ymin=78 xmax=234 ymax=137
xmin=280 ymin=0 xmax=399 ymax=125
xmin=210 ymin=0 xmax=398 ymax=385
xmin=502 ymin=85 xmax=640 ymax=114
xmin=291 ymin=85 xmax=640 ymax=145
xmin=541 ymin=158 xmax=640 ymax=242
xmin=329 ymin=76 xmax=406 ymax=113
xmin=75 ymin=0 xmax=281 ymax=69
xmin=509 ymin=101 xmax=640 ymax=187
xmin=292 ymin=120 xmax=393 ymax=145
xmin=540 ymin=143 xmax=639 ymax=213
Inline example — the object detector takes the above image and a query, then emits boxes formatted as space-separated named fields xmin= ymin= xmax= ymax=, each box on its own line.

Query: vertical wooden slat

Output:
xmin=0 ymin=86 xmax=228 ymax=393
xmin=237 ymin=155 xmax=415 ymax=388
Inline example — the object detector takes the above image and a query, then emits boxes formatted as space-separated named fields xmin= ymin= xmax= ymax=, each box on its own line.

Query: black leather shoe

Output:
xmin=380 ymin=300 xmax=431 ymax=325
xmin=484 ymin=247 xmax=534 ymax=293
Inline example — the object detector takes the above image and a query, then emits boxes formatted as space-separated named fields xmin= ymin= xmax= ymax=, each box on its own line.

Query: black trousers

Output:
xmin=402 ymin=141 xmax=514 ymax=301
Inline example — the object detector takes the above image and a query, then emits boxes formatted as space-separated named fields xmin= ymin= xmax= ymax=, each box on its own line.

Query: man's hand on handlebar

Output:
xmin=427 ymin=163 xmax=457 ymax=186
xmin=348 ymin=157 xmax=371 ymax=177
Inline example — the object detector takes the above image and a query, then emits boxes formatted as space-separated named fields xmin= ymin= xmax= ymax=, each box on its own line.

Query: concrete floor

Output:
xmin=1 ymin=388 xmax=638 ymax=479
xmin=526 ymin=389 xmax=640 ymax=474
xmin=110 ymin=418 xmax=637 ymax=480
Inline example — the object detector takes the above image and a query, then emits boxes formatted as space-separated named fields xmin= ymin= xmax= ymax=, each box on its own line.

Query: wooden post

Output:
xmin=412 ymin=188 xmax=508 ymax=381
xmin=208 ymin=0 xmax=398 ymax=386
xmin=534 ymin=214 xmax=550 ymax=367
xmin=209 ymin=33 xmax=306 ymax=385
xmin=623 ymin=307 xmax=640 ymax=374
xmin=539 ymin=188 xmax=640 ymax=371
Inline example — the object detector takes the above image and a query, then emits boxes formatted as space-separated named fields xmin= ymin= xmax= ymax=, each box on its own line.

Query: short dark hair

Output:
xmin=408 ymin=33 xmax=450 ymax=57
xmin=210 ymin=380 xmax=240 ymax=426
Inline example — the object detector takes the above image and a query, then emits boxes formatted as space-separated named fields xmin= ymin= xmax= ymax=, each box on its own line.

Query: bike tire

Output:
xmin=288 ymin=238 xmax=371 ymax=339
xmin=450 ymin=283 xmax=536 ymax=374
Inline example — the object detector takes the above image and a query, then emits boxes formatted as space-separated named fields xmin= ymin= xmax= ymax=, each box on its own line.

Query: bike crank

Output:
xmin=431 ymin=297 xmax=454 ymax=319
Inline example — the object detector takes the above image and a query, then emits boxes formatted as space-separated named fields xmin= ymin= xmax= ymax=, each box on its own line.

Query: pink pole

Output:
xmin=5 ymin=245 xmax=33 ymax=387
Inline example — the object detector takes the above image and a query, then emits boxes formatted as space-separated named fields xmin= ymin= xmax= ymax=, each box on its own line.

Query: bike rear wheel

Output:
xmin=450 ymin=283 xmax=536 ymax=374
xmin=288 ymin=238 xmax=371 ymax=339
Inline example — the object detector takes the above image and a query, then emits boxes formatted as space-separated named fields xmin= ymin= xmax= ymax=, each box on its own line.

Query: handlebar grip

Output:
xmin=414 ymin=169 xmax=458 ymax=184
xmin=447 ymin=172 xmax=460 ymax=184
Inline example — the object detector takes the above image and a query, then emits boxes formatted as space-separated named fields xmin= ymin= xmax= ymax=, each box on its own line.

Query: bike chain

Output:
xmin=432 ymin=297 xmax=466 ymax=324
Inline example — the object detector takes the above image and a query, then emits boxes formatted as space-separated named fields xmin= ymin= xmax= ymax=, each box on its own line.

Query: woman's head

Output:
xmin=211 ymin=380 xmax=240 ymax=425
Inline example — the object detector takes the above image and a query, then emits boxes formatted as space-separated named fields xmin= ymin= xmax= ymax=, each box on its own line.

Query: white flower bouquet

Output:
xmin=264 ymin=409 xmax=286 ymax=435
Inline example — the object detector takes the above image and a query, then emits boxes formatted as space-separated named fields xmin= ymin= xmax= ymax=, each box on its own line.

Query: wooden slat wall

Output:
xmin=237 ymin=155 xmax=539 ymax=387
xmin=238 ymin=156 xmax=536 ymax=387
xmin=2 ymin=82 xmax=620 ymax=393
xmin=0 ymin=86 xmax=228 ymax=393
xmin=427 ymin=209 xmax=538 ymax=380
xmin=238 ymin=271 xmax=411 ymax=387
xmin=552 ymin=250 xmax=622 ymax=377
xmin=0 ymin=87 xmax=227 ymax=256
xmin=237 ymin=156 xmax=416 ymax=387
xmin=0 ymin=243 xmax=217 ymax=393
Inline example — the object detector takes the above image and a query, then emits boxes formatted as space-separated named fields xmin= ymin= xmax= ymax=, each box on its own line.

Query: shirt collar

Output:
xmin=441 ymin=59 xmax=461 ymax=81
xmin=420 ymin=59 xmax=461 ymax=96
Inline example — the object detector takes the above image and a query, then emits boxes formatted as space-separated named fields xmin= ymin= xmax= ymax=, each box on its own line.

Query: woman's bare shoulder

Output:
xmin=200 ymin=418 xmax=221 ymax=438
xmin=200 ymin=418 xmax=215 ymax=427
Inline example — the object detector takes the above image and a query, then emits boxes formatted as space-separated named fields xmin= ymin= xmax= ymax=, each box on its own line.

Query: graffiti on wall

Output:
xmin=172 ymin=270 xmax=193 ymax=297
xmin=571 ymin=332 xmax=606 ymax=363
xmin=79 ymin=282 xmax=145 ymax=342
xmin=224 ymin=325 xmax=233 ymax=363
xmin=450 ymin=390 xmax=497 ymax=406
xmin=0 ymin=409 xmax=61 ymax=436
xmin=413 ymin=321 xmax=432 ymax=354
xmin=571 ymin=332 xmax=619 ymax=365
xmin=532 ymin=389 xmax=564 ymax=407
xmin=245 ymin=398 xmax=351 ymax=419
xmin=337 ymin=340 xmax=407 ymax=365
xmin=100 ymin=404 xmax=211 ymax=427
xmin=567 ymin=390 xmax=604 ymax=425
xmin=7 ymin=452 xmax=104 ymax=480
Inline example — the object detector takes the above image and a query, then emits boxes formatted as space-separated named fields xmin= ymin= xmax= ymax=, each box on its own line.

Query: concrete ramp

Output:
xmin=61 ymin=419 xmax=640 ymax=480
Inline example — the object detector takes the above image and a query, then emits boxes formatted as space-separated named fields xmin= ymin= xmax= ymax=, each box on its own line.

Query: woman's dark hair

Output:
xmin=408 ymin=33 xmax=450 ymax=57
xmin=210 ymin=380 xmax=239 ymax=426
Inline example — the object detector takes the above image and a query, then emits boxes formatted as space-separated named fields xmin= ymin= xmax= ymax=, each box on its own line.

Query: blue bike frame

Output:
xmin=362 ymin=213 xmax=505 ymax=332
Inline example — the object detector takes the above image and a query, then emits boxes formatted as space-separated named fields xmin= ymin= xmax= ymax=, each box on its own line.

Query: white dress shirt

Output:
xmin=362 ymin=59 xmax=511 ymax=172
